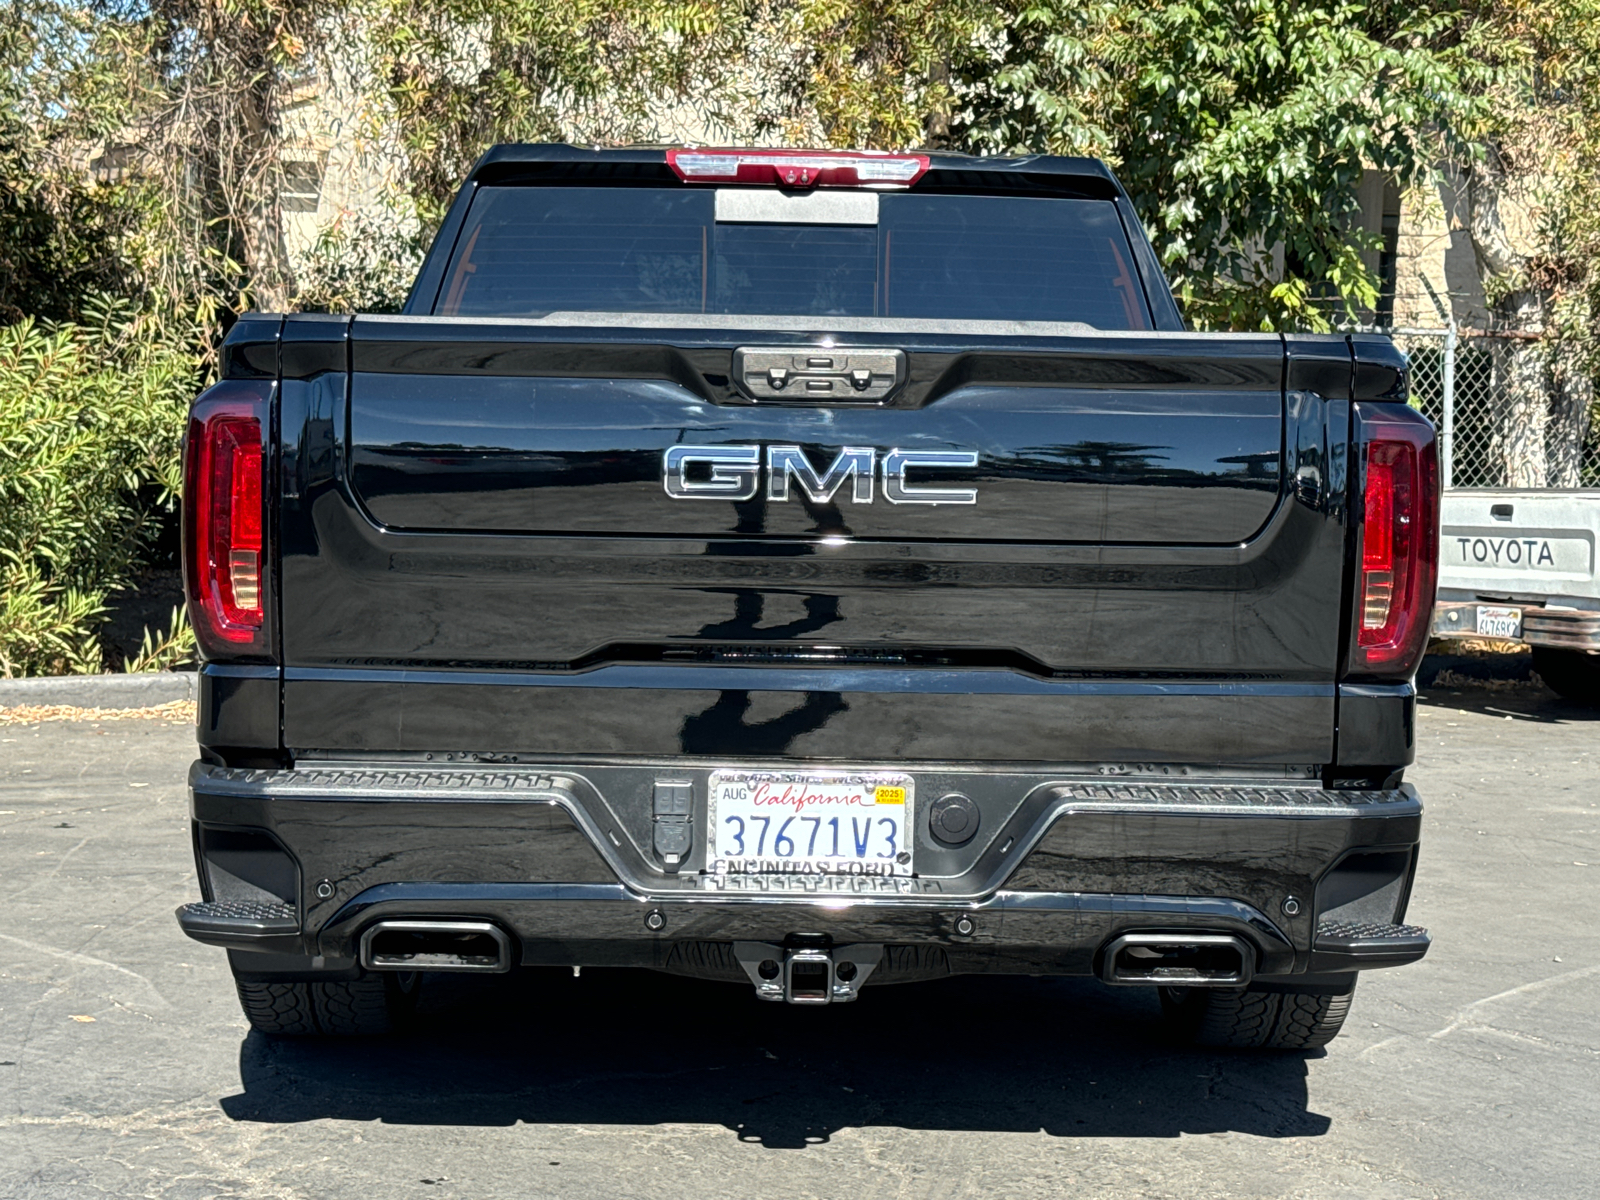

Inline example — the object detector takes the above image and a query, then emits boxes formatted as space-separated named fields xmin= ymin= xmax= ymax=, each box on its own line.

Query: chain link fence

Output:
xmin=1386 ymin=328 xmax=1600 ymax=489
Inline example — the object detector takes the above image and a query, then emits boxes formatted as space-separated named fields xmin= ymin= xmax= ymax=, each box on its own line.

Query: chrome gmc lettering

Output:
xmin=663 ymin=444 xmax=979 ymax=505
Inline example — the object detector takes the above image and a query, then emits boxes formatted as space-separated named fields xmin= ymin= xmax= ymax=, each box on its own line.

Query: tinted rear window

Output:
xmin=436 ymin=186 xmax=1150 ymax=329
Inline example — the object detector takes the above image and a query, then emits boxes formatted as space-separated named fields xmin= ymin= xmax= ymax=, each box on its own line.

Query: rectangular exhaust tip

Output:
xmin=360 ymin=920 xmax=512 ymax=973
xmin=1100 ymin=933 xmax=1253 ymax=987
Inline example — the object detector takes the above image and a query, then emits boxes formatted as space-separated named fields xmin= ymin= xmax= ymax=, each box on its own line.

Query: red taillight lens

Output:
xmin=666 ymin=148 xmax=930 ymax=189
xmin=184 ymin=385 xmax=270 ymax=656
xmin=1352 ymin=406 xmax=1439 ymax=674
xmin=1360 ymin=449 xmax=1398 ymax=633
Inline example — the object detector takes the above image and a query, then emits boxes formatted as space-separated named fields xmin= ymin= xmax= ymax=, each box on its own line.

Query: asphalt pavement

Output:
xmin=1 ymin=676 xmax=1596 ymax=1199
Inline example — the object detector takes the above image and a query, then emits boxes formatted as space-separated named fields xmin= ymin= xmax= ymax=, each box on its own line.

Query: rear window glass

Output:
xmin=437 ymin=185 xmax=1150 ymax=329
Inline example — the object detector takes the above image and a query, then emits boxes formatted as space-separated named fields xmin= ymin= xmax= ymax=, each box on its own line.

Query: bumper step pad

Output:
xmin=176 ymin=899 xmax=300 ymax=952
xmin=1316 ymin=919 xmax=1428 ymax=943
xmin=1312 ymin=918 xmax=1430 ymax=971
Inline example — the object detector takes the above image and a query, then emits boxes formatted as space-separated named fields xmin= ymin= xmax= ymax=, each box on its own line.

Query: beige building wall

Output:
xmin=277 ymin=45 xmax=414 ymax=267
xmin=1388 ymin=165 xmax=1492 ymax=330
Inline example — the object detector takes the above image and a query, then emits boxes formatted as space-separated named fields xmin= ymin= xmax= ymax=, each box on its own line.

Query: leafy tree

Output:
xmin=792 ymin=0 xmax=994 ymax=148
xmin=0 ymin=2 xmax=152 ymax=323
xmin=4 ymin=0 xmax=313 ymax=323
xmin=128 ymin=0 xmax=339 ymax=315
xmin=1 ymin=2 xmax=202 ymax=672
xmin=953 ymin=2 xmax=1476 ymax=330
xmin=183 ymin=0 xmax=1491 ymax=334
xmin=367 ymin=0 xmax=760 ymax=226
xmin=0 ymin=299 xmax=196 ymax=676
xmin=1447 ymin=0 xmax=1600 ymax=485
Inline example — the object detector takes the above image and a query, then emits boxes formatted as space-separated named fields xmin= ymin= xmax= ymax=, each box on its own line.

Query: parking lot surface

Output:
xmin=1 ymin=676 xmax=1596 ymax=1199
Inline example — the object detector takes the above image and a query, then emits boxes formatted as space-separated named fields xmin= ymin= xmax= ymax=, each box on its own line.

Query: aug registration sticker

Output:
xmin=707 ymin=771 xmax=914 ymax=877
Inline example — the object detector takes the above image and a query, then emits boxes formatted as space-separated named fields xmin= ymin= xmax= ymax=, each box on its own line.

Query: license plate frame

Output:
xmin=706 ymin=769 xmax=914 ymax=878
xmin=1476 ymin=605 xmax=1523 ymax=639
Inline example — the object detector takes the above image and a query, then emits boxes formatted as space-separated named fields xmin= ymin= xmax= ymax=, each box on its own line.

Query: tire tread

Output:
xmin=1163 ymin=982 xmax=1355 ymax=1050
xmin=234 ymin=975 xmax=407 ymax=1036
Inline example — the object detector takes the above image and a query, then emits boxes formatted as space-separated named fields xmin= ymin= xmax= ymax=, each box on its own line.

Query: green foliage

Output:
xmin=795 ymin=0 xmax=994 ymax=148
xmin=292 ymin=210 xmax=428 ymax=314
xmin=952 ymin=1 xmax=1478 ymax=330
xmin=1109 ymin=2 xmax=1472 ymax=331
xmin=0 ymin=300 xmax=197 ymax=676
xmin=953 ymin=1 xmax=1115 ymax=157
xmin=0 ymin=2 xmax=154 ymax=324
xmin=0 ymin=150 xmax=149 ymax=327
xmin=1452 ymin=0 xmax=1600 ymax=356
xmin=357 ymin=0 xmax=1484 ymax=331
xmin=367 ymin=0 xmax=759 ymax=226
xmin=122 ymin=604 xmax=197 ymax=674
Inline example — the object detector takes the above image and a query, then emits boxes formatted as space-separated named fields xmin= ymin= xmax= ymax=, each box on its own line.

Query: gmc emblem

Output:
xmin=663 ymin=444 xmax=979 ymax=506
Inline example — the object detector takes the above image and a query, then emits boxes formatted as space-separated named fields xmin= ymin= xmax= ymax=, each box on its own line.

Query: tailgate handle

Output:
xmin=734 ymin=347 xmax=904 ymax=404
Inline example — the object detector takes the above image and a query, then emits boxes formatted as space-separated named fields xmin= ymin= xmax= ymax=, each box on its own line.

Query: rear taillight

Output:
xmin=1350 ymin=405 xmax=1439 ymax=675
xmin=666 ymin=148 xmax=930 ymax=189
xmin=184 ymin=384 xmax=271 ymax=658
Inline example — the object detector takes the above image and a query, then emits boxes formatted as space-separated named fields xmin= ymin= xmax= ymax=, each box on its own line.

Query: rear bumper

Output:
xmin=181 ymin=762 xmax=1428 ymax=983
xmin=1433 ymin=599 xmax=1600 ymax=650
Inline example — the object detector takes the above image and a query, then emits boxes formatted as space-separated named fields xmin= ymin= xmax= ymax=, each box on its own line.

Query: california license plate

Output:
xmin=1476 ymin=605 xmax=1523 ymax=638
xmin=707 ymin=770 xmax=914 ymax=877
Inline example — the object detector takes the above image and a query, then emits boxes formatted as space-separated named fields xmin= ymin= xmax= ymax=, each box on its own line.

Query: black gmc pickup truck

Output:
xmin=176 ymin=145 xmax=1438 ymax=1048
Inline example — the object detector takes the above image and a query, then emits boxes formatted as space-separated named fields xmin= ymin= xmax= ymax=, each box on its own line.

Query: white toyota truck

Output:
xmin=1432 ymin=491 xmax=1600 ymax=701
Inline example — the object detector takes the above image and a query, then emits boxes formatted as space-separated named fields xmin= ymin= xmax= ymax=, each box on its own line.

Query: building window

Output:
xmin=1376 ymin=181 xmax=1401 ymax=328
xmin=281 ymin=158 xmax=324 ymax=214
xmin=91 ymin=145 xmax=137 ymax=184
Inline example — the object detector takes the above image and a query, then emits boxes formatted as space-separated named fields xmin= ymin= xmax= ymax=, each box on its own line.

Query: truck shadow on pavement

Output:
xmin=1417 ymin=681 xmax=1600 ymax=724
xmin=1416 ymin=653 xmax=1600 ymax=723
xmin=220 ymin=970 xmax=1331 ymax=1147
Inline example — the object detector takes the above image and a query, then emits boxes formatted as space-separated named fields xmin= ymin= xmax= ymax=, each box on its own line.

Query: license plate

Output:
xmin=707 ymin=770 xmax=914 ymax=877
xmin=1476 ymin=605 xmax=1523 ymax=638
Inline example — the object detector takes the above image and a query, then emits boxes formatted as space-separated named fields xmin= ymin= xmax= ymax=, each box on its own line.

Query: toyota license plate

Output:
xmin=1477 ymin=605 xmax=1523 ymax=639
xmin=707 ymin=770 xmax=914 ymax=877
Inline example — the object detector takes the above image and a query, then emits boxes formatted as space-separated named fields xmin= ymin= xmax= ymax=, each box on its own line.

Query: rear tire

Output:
xmin=234 ymin=971 xmax=420 ymax=1036
xmin=1532 ymin=646 xmax=1600 ymax=704
xmin=1159 ymin=982 xmax=1356 ymax=1050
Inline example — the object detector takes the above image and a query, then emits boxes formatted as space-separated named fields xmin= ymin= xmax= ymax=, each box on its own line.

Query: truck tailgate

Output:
xmin=276 ymin=318 xmax=1349 ymax=765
